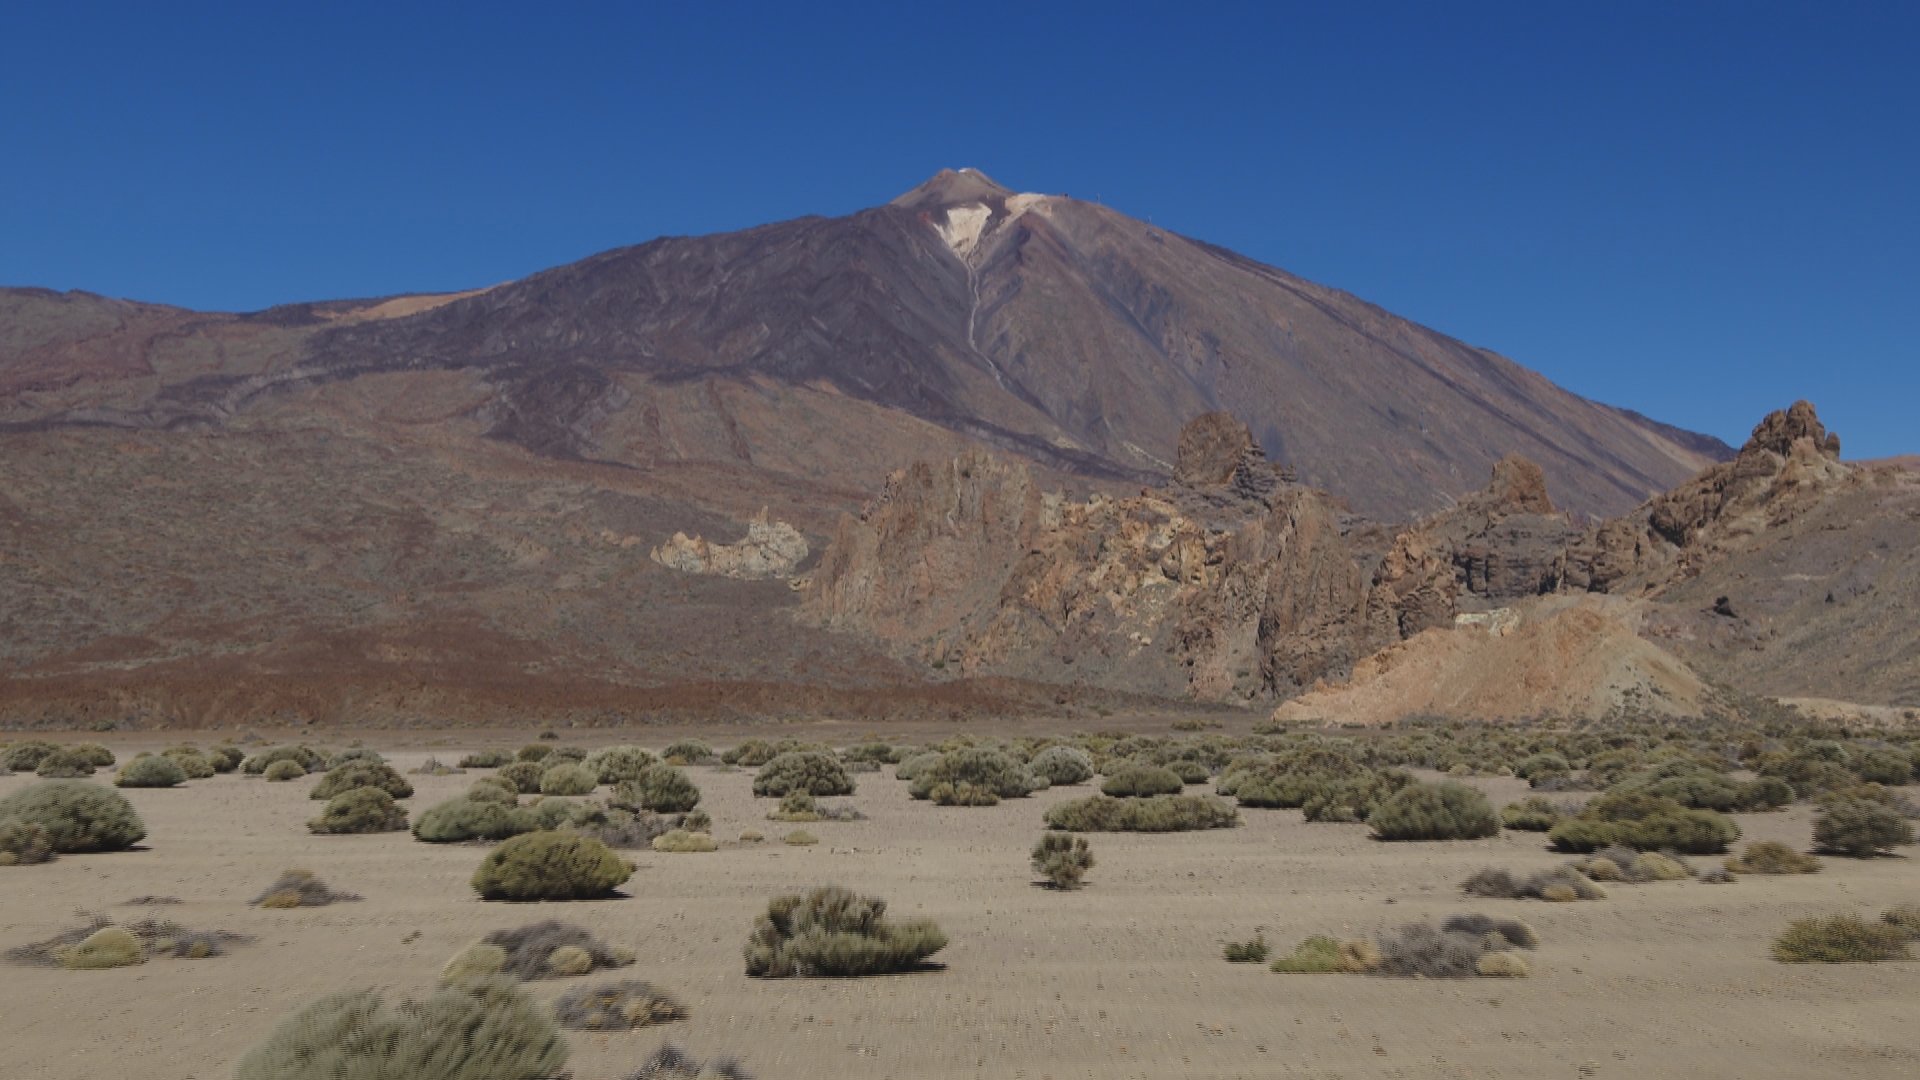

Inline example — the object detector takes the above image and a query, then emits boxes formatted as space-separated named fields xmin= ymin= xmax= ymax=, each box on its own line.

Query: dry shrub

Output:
xmin=783 ymin=830 xmax=819 ymax=846
xmin=310 ymin=762 xmax=413 ymax=801
xmin=1460 ymin=866 xmax=1605 ymax=902
xmin=1031 ymin=832 xmax=1095 ymax=889
xmin=769 ymin=791 xmax=820 ymax=822
xmin=653 ymin=830 xmax=719 ymax=853
xmin=0 ymin=819 xmax=55 ymax=865
xmin=59 ymin=926 xmax=145 ymax=970
xmin=308 ymin=787 xmax=409 ymax=834
xmin=115 ymin=755 xmax=187 ymax=789
xmin=752 ymin=752 xmax=854 ymax=798
xmin=1813 ymin=799 xmax=1914 ymax=857
xmin=252 ymin=870 xmax=362 ymax=908
xmin=1882 ymin=904 xmax=1920 ymax=939
xmin=623 ymin=1045 xmax=753 ymax=1080
xmin=410 ymin=757 xmax=465 ymax=776
xmin=1223 ymin=934 xmax=1269 ymax=963
xmin=1368 ymin=781 xmax=1500 ymax=841
xmin=233 ymin=977 xmax=567 ymax=1080
xmin=1441 ymin=914 xmax=1538 ymax=949
xmin=264 ymin=760 xmax=306 ymax=782
xmin=479 ymin=920 xmax=635 ymax=979
xmin=1726 ymin=841 xmax=1822 ymax=875
xmin=440 ymin=943 xmax=507 ymax=983
xmin=567 ymin=807 xmax=675 ymax=849
xmin=8 ymin=914 xmax=249 ymax=967
xmin=1099 ymin=764 xmax=1184 ymax=798
xmin=1044 ymin=794 xmax=1238 ymax=832
xmin=1477 ymin=951 xmax=1531 ymax=977
xmin=1029 ymin=745 xmax=1096 ymax=786
xmin=583 ymin=745 xmax=657 ymax=785
xmin=908 ymin=749 xmax=1039 ymax=802
xmin=1268 ymin=935 xmax=1378 ymax=974
xmin=1772 ymin=915 xmax=1911 ymax=963
xmin=744 ymin=885 xmax=947 ymax=977
xmin=457 ymin=750 xmax=514 ymax=769
xmin=615 ymin=764 xmax=702 ymax=814
xmin=552 ymin=980 xmax=688 ymax=1030
xmin=538 ymin=763 xmax=597 ymax=797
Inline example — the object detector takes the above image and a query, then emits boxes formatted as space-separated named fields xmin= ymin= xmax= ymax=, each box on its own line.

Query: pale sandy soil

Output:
xmin=2 ymin=736 xmax=1917 ymax=1080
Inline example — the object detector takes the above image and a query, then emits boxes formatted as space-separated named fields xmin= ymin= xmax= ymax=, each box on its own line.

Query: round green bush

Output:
xmin=471 ymin=832 xmax=633 ymax=901
xmin=538 ymin=763 xmax=597 ymax=796
xmin=466 ymin=778 xmax=520 ymax=804
xmin=906 ymin=749 xmax=1034 ymax=802
xmin=1100 ymin=764 xmax=1184 ymax=798
xmin=496 ymin=761 xmax=547 ymax=794
xmin=242 ymin=745 xmax=326 ymax=775
xmin=311 ymin=763 xmax=413 ymax=801
xmin=581 ymin=745 xmax=655 ymax=785
xmin=0 ymin=819 xmax=56 ymax=865
xmin=1 ymin=741 xmax=60 ymax=771
xmin=0 ymin=781 xmax=146 ymax=852
xmin=163 ymin=750 xmax=217 ymax=779
xmin=456 ymin=749 xmax=514 ymax=769
xmin=115 ymin=755 xmax=187 ymax=789
xmin=263 ymin=759 xmax=306 ymax=781
xmin=34 ymin=748 xmax=97 ymax=778
xmin=516 ymin=744 xmax=554 ymax=763
xmin=1813 ymin=799 xmax=1915 ymax=857
xmin=1547 ymin=792 xmax=1739 ymax=854
xmin=309 ymin=787 xmax=410 ymax=834
xmin=615 ymin=763 xmax=701 ymax=814
xmin=753 ymin=752 xmax=854 ymax=798
xmin=1029 ymin=745 xmax=1095 ymax=785
xmin=413 ymin=797 xmax=538 ymax=844
xmin=1369 ymin=781 xmax=1501 ymax=841
xmin=325 ymin=747 xmax=385 ymax=770
xmin=661 ymin=739 xmax=715 ymax=764
xmin=1044 ymin=794 xmax=1239 ymax=832
xmin=1773 ymin=914 xmax=1912 ymax=963
xmin=233 ymin=977 xmax=567 ymax=1080
xmin=205 ymin=745 xmax=244 ymax=772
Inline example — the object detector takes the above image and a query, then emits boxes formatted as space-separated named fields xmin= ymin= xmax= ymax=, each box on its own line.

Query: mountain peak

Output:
xmin=890 ymin=168 xmax=1013 ymax=210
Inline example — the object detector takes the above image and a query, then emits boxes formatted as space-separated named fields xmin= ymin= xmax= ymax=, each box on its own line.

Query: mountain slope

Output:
xmin=2 ymin=170 xmax=1725 ymax=519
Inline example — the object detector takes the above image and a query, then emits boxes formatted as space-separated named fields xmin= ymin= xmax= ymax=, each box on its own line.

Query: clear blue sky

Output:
xmin=3 ymin=3 xmax=1915 ymax=456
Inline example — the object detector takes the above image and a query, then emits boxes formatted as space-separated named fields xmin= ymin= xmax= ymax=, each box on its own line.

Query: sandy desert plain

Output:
xmin=1 ymin=722 xmax=1916 ymax=1080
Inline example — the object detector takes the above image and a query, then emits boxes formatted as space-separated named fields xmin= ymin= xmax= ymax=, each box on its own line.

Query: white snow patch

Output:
xmin=936 ymin=203 xmax=992 ymax=258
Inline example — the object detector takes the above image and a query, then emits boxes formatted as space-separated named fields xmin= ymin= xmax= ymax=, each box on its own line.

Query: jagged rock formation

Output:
xmin=650 ymin=510 xmax=809 ymax=579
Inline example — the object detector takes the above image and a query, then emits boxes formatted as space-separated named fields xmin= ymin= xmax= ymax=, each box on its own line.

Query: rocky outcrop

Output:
xmin=651 ymin=509 xmax=809 ymax=579
xmin=1559 ymin=401 xmax=1853 ymax=594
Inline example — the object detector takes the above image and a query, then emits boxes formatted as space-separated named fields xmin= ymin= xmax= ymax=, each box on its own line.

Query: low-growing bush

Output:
xmin=242 ymin=745 xmax=326 ymax=775
xmin=517 ymin=744 xmax=555 ymax=762
xmin=615 ymin=764 xmax=701 ymax=814
xmin=583 ymin=745 xmax=656 ymax=785
xmin=1028 ymin=745 xmax=1096 ymax=785
xmin=625 ymin=1045 xmax=754 ymax=1080
xmin=1100 ymin=764 xmax=1184 ymax=798
xmin=1772 ymin=915 xmax=1911 ymax=963
xmin=723 ymin=739 xmax=788 ymax=767
xmin=744 ymin=885 xmax=947 ymax=977
xmin=0 ymin=781 xmax=146 ymax=852
xmin=458 ymin=749 xmax=514 ymax=768
xmin=1883 ymin=904 xmax=1920 ymax=939
xmin=496 ymin=761 xmax=548 ymax=794
xmin=1369 ymin=781 xmax=1500 ymax=841
xmin=1568 ymin=844 xmax=1691 ymax=883
xmin=478 ymin=920 xmax=636 ymax=979
xmin=1031 ymin=833 xmax=1095 ymax=888
xmin=1547 ymin=793 xmax=1738 ymax=854
xmin=662 ymin=739 xmax=717 ymax=765
xmin=440 ymin=943 xmax=508 ymax=983
xmin=116 ymin=755 xmax=187 ymax=789
xmin=1269 ymin=935 xmax=1378 ymax=974
xmin=310 ymin=762 xmax=413 ymax=801
xmin=908 ymin=749 xmax=1039 ymax=802
xmin=7 ymin=915 xmax=249 ymax=967
xmin=566 ymin=806 xmax=675 ymax=849
xmin=1375 ymin=922 xmax=1518 ymax=978
xmin=1441 ymin=914 xmax=1538 ymax=948
xmin=753 ymin=752 xmax=854 ymax=798
xmin=205 ymin=745 xmax=244 ymax=772
xmin=34 ymin=747 xmax=98 ymax=778
xmin=1 ymin=740 xmax=59 ymax=771
xmin=232 ymin=977 xmax=568 ymax=1080
xmin=783 ymin=830 xmax=818 ymax=846
xmin=1726 ymin=841 xmax=1822 ymax=875
xmin=770 ymin=791 xmax=820 ymax=821
xmin=410 ymin=757 xmax=464 ymax=776
xmin=0 ymin=819 xmax=55 ymax=865
xmin=892 ymin=751 xmax=944 ymax=781
xmin=652 ymin=829 xmax=719 ymax=853
xmin=1813 ymin=799 xmax=1914 ymax=857
xmin=1460 ymin=866 xmax=1606 ymax=902
xmin=538 ymin=763 xmax=597 ymax=796
xmin=1223 ymin=934 xmax=1270 ymax=963
xmin=1501 ymin=796 xmax=1572 ymax=832
xmin=413 ymin=797 xmax=537 ymax=843
xmin=472 ymin=832 xmax=632 ymax=900
xmin=309 ymin=787 xmax=410 ymax=834
xmin=59 ymin=926 xmax=146 ymax=970
xmin=252 ymin=869 xmax=361 ymax=908
xmin=163 ymin=750 xmax=217 ymax=779
xmin=1045 ymin=794 xmax=1239 ymax=832
xmin=681 ymin=809 xmax=713 ymax=832
xmin=263 ymin=759 xmax=306 ymax=781
xmin=553 ymin=979 xmax=688 ymax=1030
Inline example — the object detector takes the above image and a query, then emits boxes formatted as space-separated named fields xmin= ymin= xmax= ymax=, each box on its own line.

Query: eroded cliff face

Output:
xmin=801 ymin=413 xmax=1546 ymax=702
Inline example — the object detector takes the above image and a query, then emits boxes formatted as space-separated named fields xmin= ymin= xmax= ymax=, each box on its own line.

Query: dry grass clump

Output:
xmin=474 ymin=920 xmax=637 ymax=979
xmin=233 ymin=977 xmax=567 ymax=1080
xmin=0 ymin=781 xmax=146 ymax=852
xmin=622 ymin=1045 xmax=753 ymax=1080
xmin=744 ymin=886 xmax=947 ymax=977
xmin=1726 ymin=841 xmax=1822 ymax=875
xmin=553 ymin=980 xmax=688 ymax=1030
xmin=1044 ymin=794 xmax=1239 ymax=832
xmin=653 ymin=829 xmax=720 ymax=853
xmin=1772 ymin=915 xmax=1912 ymax=963
xmin=7 ymin=914 xmax=250 ymax=968
xmin=1031 ymin=832 xmax=1095 ymax=889
xmin=1568 ymin=845 xmax=1693 ymax=882
xmin=1373 ymin=921 xmax=1533 ymax=978
xmin=1267 ymin=935 xmax=1381 ymax=974
xmin=1461 ymin=866 xmax=1606 ymax=901
xmin=782 ymin=830 xmax=819 ymax=846
xmin=1222 ymin=934 xmax=1270 ymax=963
xmin=471 ymin=832 xmax=633 ymax=901
xmin=439 ymin=943 xmax=508 ymax=983
xmin=252 ymin=870 xmax=363 ymax=908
